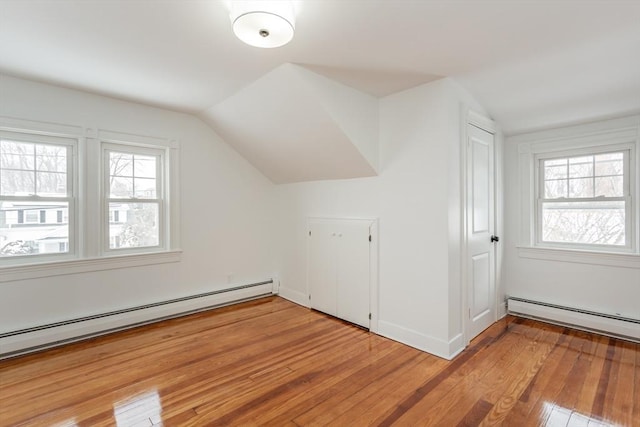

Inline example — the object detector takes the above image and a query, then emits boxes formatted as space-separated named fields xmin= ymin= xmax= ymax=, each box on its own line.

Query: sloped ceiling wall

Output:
xmin=200 ymin=63 xmax=379 ymax=184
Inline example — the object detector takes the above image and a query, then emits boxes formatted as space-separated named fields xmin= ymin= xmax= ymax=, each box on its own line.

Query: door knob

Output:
xmin=491 ymin=235 xmax=500 ymax=243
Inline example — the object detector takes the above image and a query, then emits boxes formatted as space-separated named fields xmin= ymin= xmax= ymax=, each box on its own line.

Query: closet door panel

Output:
xmin=308 ymin=221 xmax=337 ymax=316
xmin=336 ymin=222 xmax=370 ymax=328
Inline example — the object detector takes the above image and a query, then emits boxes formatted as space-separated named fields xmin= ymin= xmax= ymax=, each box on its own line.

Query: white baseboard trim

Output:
xmin=508 ymin=297 xmax=639 ymax=343
xmin=277 ymin=286 xmax=309 ymax=308
xmin=377 ymin=320 xmax=458 ymax=360
xmin=498 ymin=301 xmax=508 ymax=319
xmin=0 ymin=281 xmax=274 ymax=359
xmin=447 ymin=333 xmax=465 ymax=359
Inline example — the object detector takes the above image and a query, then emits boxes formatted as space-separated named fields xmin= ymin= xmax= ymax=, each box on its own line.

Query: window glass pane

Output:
xmin=25 ymin=210 xmax=38 ymax=223
xmin=2 ymin=153 xmax=34 ymax=170
xmin=1 ymin=169 xmax=35 ymax=195
xmin=568 ymin=178 xmax=593 ymax=198
xmin=134 ymin=178 xmax=156 ymax=199
xmin=568 ymin=157 xmax=593 ymax=178
xmin=1 ymin=140 xmax=34 ymax=168
xmin=0 ymin=201 xmax=70 ymax=257
xmin=1 ymin=140 xmax=69 ymax=196
xmin=594 ymin=153 xmax=623 ymax=176
xmin=545 ymin=158 xmax=567 ymax=167
xmin=36 ymin=171 xmax=67 ymax=196
xmin=544 ymin=180 xmax=567 ymax=199
xmin=110 ymin=177 xmax=134 ymax=198
xmin=134 ymin=155 xmax=156 ymax=178
xmin=595 ymin=176 xmax=623 ymax=197
xmin=110 ymin=152 xmax=133 ymax=177
xmin=541 ymin=201 xmax=625 ymax=246
xmin=36 ymin=145 xmax=67 ymax=172
xmin=108 ymin=202 xmax=159 ymax=249
xmin=544 ymin=164 xmax=567 ymax=180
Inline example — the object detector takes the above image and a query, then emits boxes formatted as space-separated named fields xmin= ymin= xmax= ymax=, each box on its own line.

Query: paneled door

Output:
xmin=307 ymin=220 xmax=338 ymax=318
xmin=466 ymin=123 xmax=496 ymax=341
xmin=308 ymin=218 xmax=372 ymax=329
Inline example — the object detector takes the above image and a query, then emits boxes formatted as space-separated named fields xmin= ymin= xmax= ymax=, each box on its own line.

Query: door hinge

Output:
xmin=309 ymin=230 xmax=311 ymax=236
xmin=368 ymin=234 xmax=372 ymax=242
xmin=369 ymin=313 xmax=372 ymax=320
xmin=468 ymin=308 xmax=471 ymax=318
xmin=309 ymin=294 xmax=311 ymax=300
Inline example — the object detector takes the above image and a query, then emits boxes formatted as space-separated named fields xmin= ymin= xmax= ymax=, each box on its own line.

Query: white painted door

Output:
xmin=466 ymin=124 xmax=496 ymax=340
xmin=308 ymin=221 xmax=337 ymax=317
xmin=335 ymin=222 xmax=371 ymax=328
xmin=308 ymin=219 xmax=371 ymax=329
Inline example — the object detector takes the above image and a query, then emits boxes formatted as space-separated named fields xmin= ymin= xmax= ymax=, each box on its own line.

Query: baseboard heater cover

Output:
xmin=507 ymin=297 xmax=639 ymax=343
xmin=0 ymin=280 xmax=274 ymax=360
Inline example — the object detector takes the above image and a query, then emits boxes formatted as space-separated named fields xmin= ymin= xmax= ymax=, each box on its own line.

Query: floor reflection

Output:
xmin=113 ymin=390 xmax=162 ymax=426
xmin=542 ymin=402 xmax=616 ymax=427
xmin=52 ymin=419 xmax=79 ymax=427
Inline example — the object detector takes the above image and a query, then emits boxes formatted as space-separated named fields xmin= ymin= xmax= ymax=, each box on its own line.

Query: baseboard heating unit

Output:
xmin=507 ymin=297 xmax=640 ymax=343
xmin=0 ymin=279 xmax=275 ymax=360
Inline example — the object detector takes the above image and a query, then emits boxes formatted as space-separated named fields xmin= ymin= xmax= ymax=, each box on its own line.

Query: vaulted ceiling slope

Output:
xmin=1 ymin=1 xmax=639 ymax=137
xmin=201 ymin=63 xmax=378 ymax=184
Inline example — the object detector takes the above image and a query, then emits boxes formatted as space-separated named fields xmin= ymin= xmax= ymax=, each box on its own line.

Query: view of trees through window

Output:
xmin=540 ymin=152 xmax=627 ymax=246
xmin=108 ymin=151 xmax=160 ymax=250
xmin=0 ymin=139 xmax=70 ymax=257
xmin=0 ymin=140 xmax=163 ymax=258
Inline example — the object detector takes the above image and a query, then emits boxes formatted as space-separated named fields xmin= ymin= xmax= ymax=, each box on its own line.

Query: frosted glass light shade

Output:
xmin=231 ymin=2 xmax=295 ymax=48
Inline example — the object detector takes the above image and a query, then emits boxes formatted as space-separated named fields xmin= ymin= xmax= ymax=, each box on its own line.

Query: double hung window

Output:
xmin=104 ymin=145 xmax=164 ymax=252
xmin=0 ymin=133 xmax=75 ymax=259
xmin=536 ymin=148 xmax=632 ymax=251
xmin=0 ymin=120 xmax=178 ymax=271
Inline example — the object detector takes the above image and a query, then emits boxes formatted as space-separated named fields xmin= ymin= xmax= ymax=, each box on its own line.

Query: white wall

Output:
xmin=0 ymin=75 xmax=279 ymax=332
xmin=0 ymin=74 xmax=501 ymax=361
xmin=503 ymin=117 xmax=640 ymax=321
xmin=276 ymin=78 xmax=493 ymax=359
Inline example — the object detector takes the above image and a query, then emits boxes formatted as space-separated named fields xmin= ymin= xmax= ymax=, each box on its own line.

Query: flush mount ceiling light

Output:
xmin=230 ymin=1 xmax=295 ymax=48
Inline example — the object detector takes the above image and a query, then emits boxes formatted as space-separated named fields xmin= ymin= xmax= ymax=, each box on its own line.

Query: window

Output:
xmin=537 ymin=150 xmax=630 ymax=249
xmin=0 ymin=134 xmax=75 ymax=258
xmin=104 ymin=144 xmax=164 ymax=253
xmin=0 ymin=118 xmax=180 ymax=275
xmin=514 ymin=116 xmax=639 ymax=264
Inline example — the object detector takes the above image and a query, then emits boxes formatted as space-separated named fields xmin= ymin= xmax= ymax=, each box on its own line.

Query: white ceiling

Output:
xmin=1 ymin=0 xmax=639 ymax=136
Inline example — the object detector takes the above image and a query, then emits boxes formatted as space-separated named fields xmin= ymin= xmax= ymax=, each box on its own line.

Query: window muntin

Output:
xmin=104 ymin=146 xmax=164 ymax=252
xmin=537 ymin=150 xmax=630 ymax=249
xmin=0 ymin=137 xmax=74 ymax=258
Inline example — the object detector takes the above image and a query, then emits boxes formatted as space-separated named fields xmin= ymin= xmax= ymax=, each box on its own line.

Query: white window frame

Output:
xmin=534 ymin=145 xmax=633 ymax=252
xmin=0 ymin=117 xmax=181 ymax=281
xmin=102 ymin=142 xmax=166 ymax=255
xmin=0 ymin=130 xmax=79 ymax=264
xmin=514 ymin=115 xmax=640 ymax=268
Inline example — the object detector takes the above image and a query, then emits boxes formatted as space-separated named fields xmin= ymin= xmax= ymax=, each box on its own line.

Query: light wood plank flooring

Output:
xmin=0 ymin=296 xmax=638 ymax=426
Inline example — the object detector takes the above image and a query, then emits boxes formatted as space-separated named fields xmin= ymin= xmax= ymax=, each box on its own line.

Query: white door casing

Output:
xmin=466 ymin=123 xmax=497 ymax=341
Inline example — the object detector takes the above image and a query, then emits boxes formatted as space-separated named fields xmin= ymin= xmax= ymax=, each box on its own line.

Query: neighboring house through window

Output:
xmin=0 ymin=134 xmax=74 ymax=258
xmin=104 ymin=144 xmax=164 ymax=252
xmin=0 ymin=118 xmax=180 ymax=273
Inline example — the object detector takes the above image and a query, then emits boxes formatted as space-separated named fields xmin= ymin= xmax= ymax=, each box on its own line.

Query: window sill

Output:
xmin=517 ymin=246 xmax=640 ymax=269
xmin=0 ymin=250 xmax=182 ymax=283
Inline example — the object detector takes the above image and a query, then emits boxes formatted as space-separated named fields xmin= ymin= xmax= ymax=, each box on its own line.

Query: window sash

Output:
xmin=0 ymin=135 xmax=77 ymax=261
xmin=102 ymin=143 xmax=166 ymax=254
xmin=535 ymin=148 xmax=633 ymax=251
xmin=539 ymin=150 xmax=629 ymax=201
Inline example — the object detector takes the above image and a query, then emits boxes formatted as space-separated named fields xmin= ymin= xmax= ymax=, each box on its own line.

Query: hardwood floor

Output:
xmin=0 ymin=296 xmax=638 ymax=426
